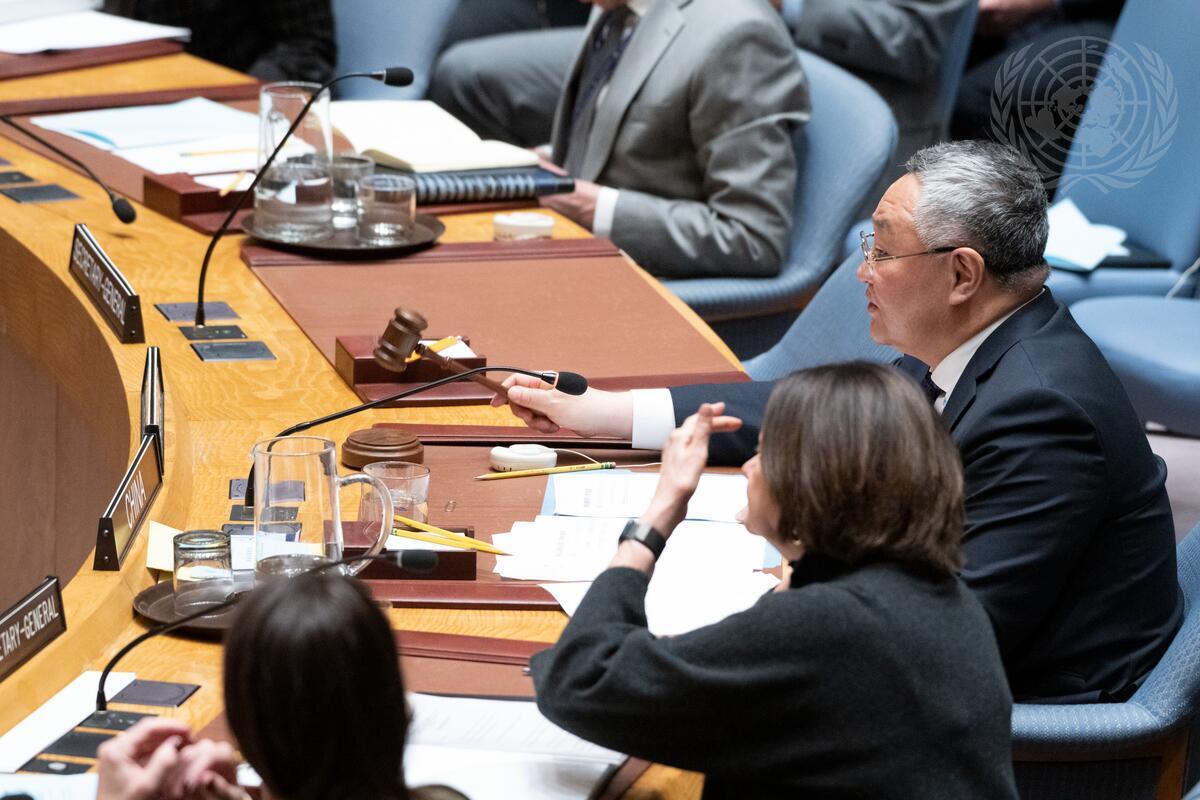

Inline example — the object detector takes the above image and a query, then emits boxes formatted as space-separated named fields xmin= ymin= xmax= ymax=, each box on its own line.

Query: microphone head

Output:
xmin=396 ymin=549 xmax=439 ymax=573
xmin=379 ymin=67 xmax=415 ymax=87
xmin=551 ymin=371 xmax=589 ymax=396
xmin=111 ymin=196 xmax=136 ymax=224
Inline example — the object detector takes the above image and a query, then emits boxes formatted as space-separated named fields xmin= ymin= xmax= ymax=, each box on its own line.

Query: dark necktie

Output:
xmin=920 ymin=369 xmax=944 ymax=408
xmin=563 ymin=6 xmax=635 ymax=176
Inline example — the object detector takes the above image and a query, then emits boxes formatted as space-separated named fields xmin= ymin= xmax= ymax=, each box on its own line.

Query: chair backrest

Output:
xmin=934 ymin=1 xmax=979 ymax=135
xmin=1056 ymin=0 xmax=1200 ymax=272
xmin=331 ymin=0 xmax=458 ymax=99
xmin=664 ymin=50 xmax=897 ymax=321
xmin=1128 ymin=523 xmax=1200 ymax=724
xmin=743 ymin=251 xmax=900 ymax=380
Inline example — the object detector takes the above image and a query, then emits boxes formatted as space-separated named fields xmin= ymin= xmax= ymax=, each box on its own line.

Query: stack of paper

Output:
xmin=547 ymin=471 xmax=748 ymax=523
xmin=1044 ymin=198 xmax=1128 ymax=272
xmin=31 ymin=98 xmax=261 ymax=176
xmin=404 ymin=693 xmax=624 ymax=800
xmin=492 ymin=470 xmax=780 ymax=636
xmin=0 ymin=10 xmax=189 ymax=54
xmin=494 ymin=515 xmax=768 ymax=582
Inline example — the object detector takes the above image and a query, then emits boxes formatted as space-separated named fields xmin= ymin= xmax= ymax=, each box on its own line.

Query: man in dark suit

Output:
xmin=497 ymin=140 xmax=1182 ymax=703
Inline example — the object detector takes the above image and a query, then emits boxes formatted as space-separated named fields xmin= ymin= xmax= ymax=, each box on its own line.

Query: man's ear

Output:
xmin=947 ymin=247 xmax=987 ymax=306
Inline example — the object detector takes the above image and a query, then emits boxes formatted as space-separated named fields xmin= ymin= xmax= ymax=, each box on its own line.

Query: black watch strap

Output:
xmin=618 ymin=519 xmax=667 ymax=559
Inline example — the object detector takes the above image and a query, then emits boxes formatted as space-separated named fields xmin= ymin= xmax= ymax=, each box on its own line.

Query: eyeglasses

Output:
xmin=859 ymin=231 xmax=959 ymax=277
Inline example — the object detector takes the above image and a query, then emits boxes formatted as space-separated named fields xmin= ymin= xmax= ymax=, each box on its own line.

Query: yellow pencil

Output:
xmin=181 ymin=146 xmax=257 ymax=157
xmin=218 ymin=171 xmax=246 ymax=197
xmin=392 ymin=515 xmax=508 ymax=556
xmin=474 ymin=462 xmax=616 ymax=481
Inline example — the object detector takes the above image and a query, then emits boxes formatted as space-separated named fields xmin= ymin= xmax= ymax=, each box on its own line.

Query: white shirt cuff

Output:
xmin=631 ymin=388 xmax=676 ymax=451
xmin=781 ymin=0 xmax=804 ymax=32
xmin=592 ymin=186 xmax=620 ymax=238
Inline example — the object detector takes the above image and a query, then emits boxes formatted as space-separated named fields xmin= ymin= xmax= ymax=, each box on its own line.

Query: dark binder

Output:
xmin=385 ymin=166 xmax=575 ymax=205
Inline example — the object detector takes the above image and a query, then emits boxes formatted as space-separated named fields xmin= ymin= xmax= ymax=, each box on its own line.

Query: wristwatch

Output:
xmin=618 ymin=519 xmax=667 ymax=559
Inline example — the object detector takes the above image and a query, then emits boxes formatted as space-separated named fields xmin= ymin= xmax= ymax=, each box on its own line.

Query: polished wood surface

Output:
xmin=0 ymin=53 xmax=253 ymax=105
xmin=0 ymin=57 xmax=736 ymax=799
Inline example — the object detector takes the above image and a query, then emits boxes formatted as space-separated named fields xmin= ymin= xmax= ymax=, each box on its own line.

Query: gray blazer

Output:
xmin=550 ymin=0 xmax=810 ymax=279
xmin=792 ymin=0 xmax=972 ymax=169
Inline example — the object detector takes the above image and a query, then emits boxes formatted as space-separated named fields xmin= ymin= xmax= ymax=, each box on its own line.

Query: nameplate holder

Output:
xmin=94 ymin=433 xmax=163 ymax=571
xmin=0 ymin=577 xmax=66 ymax=683
xmin=68 ymin=223 xmax=144 ymax=344
xmin=140 ymin=347 xmax=165 ymax=473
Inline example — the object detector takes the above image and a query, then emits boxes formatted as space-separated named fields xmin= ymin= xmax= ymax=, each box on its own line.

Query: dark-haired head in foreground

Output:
xmin=224 ymin=573 xmax=410 ymax=800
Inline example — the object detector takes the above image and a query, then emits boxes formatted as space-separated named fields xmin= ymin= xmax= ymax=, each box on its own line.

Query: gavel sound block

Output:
xmin=334 ymin=335 xmax=496 ymax=407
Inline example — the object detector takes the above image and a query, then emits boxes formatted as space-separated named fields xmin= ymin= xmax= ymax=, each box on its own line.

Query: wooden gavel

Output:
xmin=373 ymin=307 xmax=510 ymax=397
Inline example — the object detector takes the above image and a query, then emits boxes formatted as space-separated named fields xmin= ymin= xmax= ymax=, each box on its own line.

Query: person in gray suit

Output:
xmin=434 ymin=0 xmax=810 ymax=279
xmin=431 ymin=0 xmax=969 ymax=180
xmin=776 ymin=0 xmax=974 ymax=171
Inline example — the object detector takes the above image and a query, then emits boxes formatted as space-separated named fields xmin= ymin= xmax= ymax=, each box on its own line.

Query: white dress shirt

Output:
xmin=927 ymin=290 xmax=1044 ymax=412
xmin=590 ymin=0 xmax=655 ymax=238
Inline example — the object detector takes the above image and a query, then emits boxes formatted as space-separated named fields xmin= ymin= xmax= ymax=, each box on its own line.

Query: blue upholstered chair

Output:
xmin=1069 ymin=296 xmax=1200 ymax=437
xmin=663 ymin=50 xmax=897 ymax=360
xmin=743 ymin=251 xmax=899 ymax=380
xmin=1045 ymin=0 xmax=1200 ymax=304
xmin=332 ymin=0 xmax=458 ymax=99
xmin=1011 ymin=522 xmax=1200 ymax=799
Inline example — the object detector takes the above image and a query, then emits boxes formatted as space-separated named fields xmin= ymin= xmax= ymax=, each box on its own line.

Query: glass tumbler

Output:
xmin=173 ymin=531 xmax=233 ymax=615
xmin=331 ymin=154 xmax=374 ymax=229
xmin=356 ymin=173 xmax=417 ymax=245
xmin=254 ymin=81 xmax=334 ymax=243
xmin=362 ymin=461 xmax=430 ymax=524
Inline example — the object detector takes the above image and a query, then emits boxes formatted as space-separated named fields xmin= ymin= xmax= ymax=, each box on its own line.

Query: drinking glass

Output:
xmin=254 ymin=82 xmax=334 ymax=243
xmin=331 ymin=154 xmax=374 ymax=229
xmin=362 ymin=461 xmax=431 ymax=524
xmin=251 ymin=436 xmax=392 ymax=582
xmin=357 ymin=174 xmax=417 ymax=245
xmin=173 ymin=531 xmax=233 ymax=615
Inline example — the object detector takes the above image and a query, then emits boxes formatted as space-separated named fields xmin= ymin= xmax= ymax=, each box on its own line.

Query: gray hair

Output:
xmin=905 ymin=141 xmax=1050 ymax=292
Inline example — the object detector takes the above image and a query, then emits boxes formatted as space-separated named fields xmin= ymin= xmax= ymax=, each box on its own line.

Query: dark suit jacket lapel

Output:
xmin=578 ymin=0 xmax=687 ymax=180
xmin=941 ymin=290 xmax=1059 ymax=431
xmin=550 ymin=8 xmax=605 ymax=164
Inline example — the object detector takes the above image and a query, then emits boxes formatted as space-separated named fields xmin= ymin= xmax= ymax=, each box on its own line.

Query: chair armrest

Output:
xmin=1013 ymin=702 xmax=1173 ymax=757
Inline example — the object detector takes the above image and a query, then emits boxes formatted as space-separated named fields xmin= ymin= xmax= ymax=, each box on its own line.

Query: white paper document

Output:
xmin=1044 ymin=197 xmax=1128 ymax=272
xmin=32 ymin=98 xmax=257 ymax=152
xmin=549 ymin=472 xmax=748 ymax=523
xmin=405 ymin=745 xmax=615 ymax=800
xmin=542 ymin=570 xmax=779 ymax=637
xmin=0 ymin=670 xmax=135 ymax=772
xmin=406 ymin=693 xmax=621 ymax=763
xmin=495 ymin=516 xmax=767 ymax=582
xmin=0 ymin=11 xmax=188 ymax=55
xmin=0 ymin=773 xmax=99 ymax=798
xmin=0 ymin=0 xmax=99 ymax=26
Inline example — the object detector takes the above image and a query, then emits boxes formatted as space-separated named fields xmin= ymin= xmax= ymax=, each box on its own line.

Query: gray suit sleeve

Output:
xmin=791 ymin=0 xmax=968 ymax=85
xmin=610 ymin=19 xmax=810 ymax=279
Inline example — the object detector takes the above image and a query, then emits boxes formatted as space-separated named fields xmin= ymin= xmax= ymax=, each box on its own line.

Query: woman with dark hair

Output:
xmin=97 ymin=574 xmax=465 ymax=800
xmin=532 ymin=362 xmax=1019 ymax=799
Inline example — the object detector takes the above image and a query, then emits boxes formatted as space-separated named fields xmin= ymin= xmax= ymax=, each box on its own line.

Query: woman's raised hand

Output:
xmin=640 ymin=402 xmax=741 ymax=535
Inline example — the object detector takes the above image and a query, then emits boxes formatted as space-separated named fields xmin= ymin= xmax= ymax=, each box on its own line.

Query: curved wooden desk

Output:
xmin=0 ymin=108 xmax=722 ymax=794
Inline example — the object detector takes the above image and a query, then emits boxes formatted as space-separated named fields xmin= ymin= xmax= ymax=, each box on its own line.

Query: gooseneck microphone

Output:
xmin=192 ymin=67 xmax=415 ymax=328
xmin=242 ymin=364 xmax=588 ymax=506
xmin=0 ymin=114 xmax=137 ymax=224
xmin=95 ymin=548 xmax=436 ymax=712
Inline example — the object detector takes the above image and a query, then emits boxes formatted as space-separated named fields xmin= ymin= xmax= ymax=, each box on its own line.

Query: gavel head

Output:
xmin=374 ymin=307 xmax=428 ymax=372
